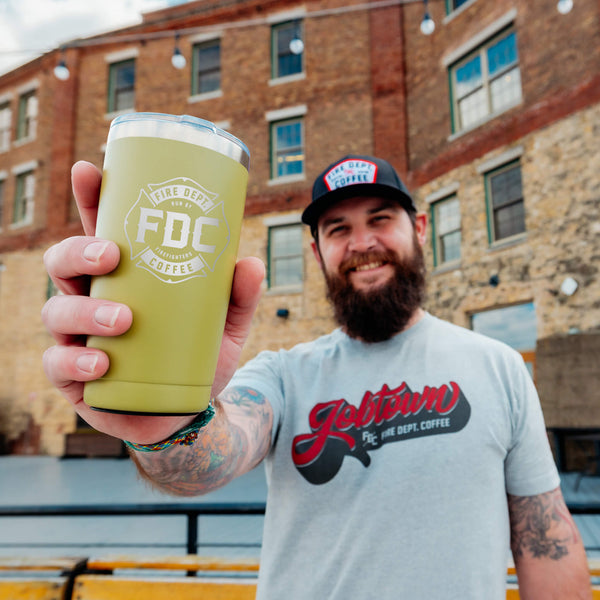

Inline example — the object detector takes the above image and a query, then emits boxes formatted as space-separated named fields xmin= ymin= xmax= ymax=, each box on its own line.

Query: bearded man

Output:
xmin=43 ymin=155 xmax=591 ymax=599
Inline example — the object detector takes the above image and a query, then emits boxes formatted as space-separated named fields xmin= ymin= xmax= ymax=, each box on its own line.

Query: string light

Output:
xmin=557 ymin=0 xmax=573 ymax=14
xmin=53 ymin=48 xmax=70 ymax=80
xmin=43 ymin=0 xmax=437 ymax=80
xmin=171 ymin=33 xmax=187 ymax=69
xmin=420 ymin=0 xmax=435 ymax=35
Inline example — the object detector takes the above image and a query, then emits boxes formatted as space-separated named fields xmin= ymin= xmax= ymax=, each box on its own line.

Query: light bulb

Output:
xmin=54 ymin=61 xmax=70 ymax=81
xmin=289 ymin=37 xmax=304 ymax=55
xmin=420 ymin=13 xmax=435 ymax=35
xmin=171 ymin=48 xmax=187 ymax=69
xmin=557 ymin=0 xmax=573 ymax=13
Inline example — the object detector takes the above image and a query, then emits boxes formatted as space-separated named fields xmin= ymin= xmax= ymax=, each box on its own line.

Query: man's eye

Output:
xmin=327 ymin=225 xmax=346 ymax=236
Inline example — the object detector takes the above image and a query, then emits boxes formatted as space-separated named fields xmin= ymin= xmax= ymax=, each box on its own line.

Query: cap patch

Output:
xmin=324 ymin=159 xmax=378 ymax=192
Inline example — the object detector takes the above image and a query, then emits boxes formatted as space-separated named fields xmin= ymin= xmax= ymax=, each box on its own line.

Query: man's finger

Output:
xmin=72 ymin=161 xmax=103 ymax=236
xmin=42 ymin=295 xmax=133 ymax=344
xmin=44 ymin=236 xmax=120 ymax=296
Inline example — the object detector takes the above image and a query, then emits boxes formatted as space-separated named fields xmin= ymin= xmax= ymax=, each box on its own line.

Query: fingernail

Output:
xmin=77 ymin=353 xmax=99 ymax=374
xmin=83 ymin=241 xmax=110 ymax=263
xmin=94 ymin=305 xmax=121 ymax=327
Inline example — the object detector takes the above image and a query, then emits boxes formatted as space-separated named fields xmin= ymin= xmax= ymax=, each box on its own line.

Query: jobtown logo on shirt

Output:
xmin=124 ymin=177 xmax=229 ymax=283
xmin=291 ymin=381 xmax=471 ymax=485
xmin=324 ymin=159 xmax=378 ymax=191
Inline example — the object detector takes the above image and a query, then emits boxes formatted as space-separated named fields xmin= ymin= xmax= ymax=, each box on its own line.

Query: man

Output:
xmin=43 ymin=155 xmax=591 ymax=599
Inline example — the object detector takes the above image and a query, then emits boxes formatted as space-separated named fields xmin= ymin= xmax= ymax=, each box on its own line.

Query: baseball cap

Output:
xmin=302 ymin=155 xmax=416 ymax=233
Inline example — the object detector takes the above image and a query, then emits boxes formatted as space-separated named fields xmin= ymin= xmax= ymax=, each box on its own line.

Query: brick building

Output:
xmin=0 ymin=0 xmax=598 ymax=455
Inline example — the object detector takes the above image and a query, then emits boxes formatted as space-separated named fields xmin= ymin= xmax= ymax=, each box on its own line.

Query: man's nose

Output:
xmin=348 ymin=226 xmax=377 ymax=253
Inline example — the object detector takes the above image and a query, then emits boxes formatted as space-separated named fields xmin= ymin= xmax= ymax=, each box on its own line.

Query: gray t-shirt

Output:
xmin=229 ymin=313 xmax=560 ymax=599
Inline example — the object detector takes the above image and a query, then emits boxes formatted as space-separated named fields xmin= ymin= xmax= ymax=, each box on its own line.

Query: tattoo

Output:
xmin=132 ymin=387 xmax=272 ymax=496
xmin=509 ymin=488 xmax=579 ymax=561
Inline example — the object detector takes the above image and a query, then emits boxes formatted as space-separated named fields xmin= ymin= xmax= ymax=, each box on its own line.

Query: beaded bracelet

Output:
xmin=123 ymin=403 xmax=215 ymax=453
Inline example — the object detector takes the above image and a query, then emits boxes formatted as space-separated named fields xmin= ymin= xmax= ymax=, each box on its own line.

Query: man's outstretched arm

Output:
xmin=130 ymin=386 xmax=273 ymax=496
xmin=509 ymin=487 xmax=592 ymax=599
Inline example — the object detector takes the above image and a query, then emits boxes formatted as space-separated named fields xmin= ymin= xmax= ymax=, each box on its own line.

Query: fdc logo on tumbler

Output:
xmin=124 ymin=176 xmax=230 ymax=284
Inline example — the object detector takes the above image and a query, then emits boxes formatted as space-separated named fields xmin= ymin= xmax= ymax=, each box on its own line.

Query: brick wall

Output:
xmin=0 ymin=0 xmax=598 ymax=454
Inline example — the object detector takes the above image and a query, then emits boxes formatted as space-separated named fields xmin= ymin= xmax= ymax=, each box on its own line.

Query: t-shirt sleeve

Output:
xmin=228 ymin=350 xmax=286 ymax=449
xmin=504 ymin=354 xmax=561 ymax=496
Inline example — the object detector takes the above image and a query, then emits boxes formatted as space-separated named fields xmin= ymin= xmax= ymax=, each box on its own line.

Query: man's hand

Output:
xmin=42 ymin=161 xmax=264 ymax=445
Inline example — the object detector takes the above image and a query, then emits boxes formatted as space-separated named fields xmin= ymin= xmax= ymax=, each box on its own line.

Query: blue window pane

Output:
xmin=277 ymin=122 xmax=301 ymax=149
xmin=472 ymin=302 xmax=537 ymax=351
xmin=455 ymin=56 xmax=481 ymax=98
xmin=487 ymin=32 xmax=517 ymax=77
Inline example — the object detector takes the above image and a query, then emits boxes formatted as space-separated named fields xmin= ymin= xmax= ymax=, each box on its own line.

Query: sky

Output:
xmin=0 ymin=0 xmax=193 ymax=75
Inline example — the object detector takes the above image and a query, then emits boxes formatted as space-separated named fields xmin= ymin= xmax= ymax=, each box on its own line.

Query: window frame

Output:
xmin=271 ymin=19 xmax=304 ymax=81
xmin=107 ymin=58 xmax=136 ymax=114
xmin=270 ymin=117 xmax=305 ymax=181
xmin=449 ymin=26 xmax=521 ymax=133
xmin=484 ymin=159 xmax=526 ymax=245
xmin=0 ymin=102 xmax=11 ymax=152
xmin=470 ymin=302 xmax=538 ymax=380
xmin=431 ymin=194 xmax=462 ymax=268
xmin=191 ymin=38 xmax=221 ymax=97
xmin=12 ymin=169 xmax=35 ymax=227
xmin=16 ymin=90 xmax=37 ymax=141
xmin=267 ymin=221 xmax=304 ymax=291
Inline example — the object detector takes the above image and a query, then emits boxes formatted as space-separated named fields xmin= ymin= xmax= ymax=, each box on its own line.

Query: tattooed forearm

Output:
xmin=131 ymin=387 xmax=273 ymax=496
xmin=508 ymin=488 xmax=579 ymax=561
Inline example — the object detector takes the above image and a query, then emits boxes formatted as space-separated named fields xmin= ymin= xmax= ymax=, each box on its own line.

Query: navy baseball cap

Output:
xmin=302 ymin=155 xmax=416 ymax=234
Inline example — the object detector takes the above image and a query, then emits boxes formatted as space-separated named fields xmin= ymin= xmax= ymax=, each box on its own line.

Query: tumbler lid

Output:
xmin=108 ymin=113 xmax=250 ymax=170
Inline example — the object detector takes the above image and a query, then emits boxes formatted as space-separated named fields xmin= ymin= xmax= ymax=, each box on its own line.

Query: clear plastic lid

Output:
xmin=108 ymin=113 xmax=250 ymax=170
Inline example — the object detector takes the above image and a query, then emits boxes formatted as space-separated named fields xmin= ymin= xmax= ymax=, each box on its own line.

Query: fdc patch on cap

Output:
xmin=324 ymin=159 xmax=378 ymax=191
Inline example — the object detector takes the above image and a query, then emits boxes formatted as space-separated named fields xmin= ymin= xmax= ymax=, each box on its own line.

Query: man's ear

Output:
xmin=311 ymin=239 xmax=323 ymax=269
xmin=414 ymin=212 xmax=428 ymax=246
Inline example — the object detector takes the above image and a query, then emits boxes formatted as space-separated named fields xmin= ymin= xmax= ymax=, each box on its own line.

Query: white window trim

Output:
xmin=268 ymin=173 xmax=306 ymax=187
xmin=424 ymin=182 xmax=460 ymax=205
xmin=0 ymin=170 xmax=7 ymax=179
xmin=442 ymin=9 xmax=517 ymax=67
xmin=12 ymin=160 xmax=38 ymax=176
xmin=16 ymin=79 xmax=39 ymax=95
xmin=263 ymin=213 xmax=302 ymax=227
xmin=267 ymin=7 xmax=306 ymax=24
xmin=105 ymin=48 xmax=139 ymax=63
xmin=188 ymin=90 xmax=224 ymax=104
xmin=477 ymin=146 xmax=524 ymax=174
xmin=265 ymin=105 xmax=307 ymax=122
xmin=269 ymin=72 xmax=307 ymax=87
xmin=189 ymin=30 xmax=222 ymax=44
xmin=0 ymin=92 xmax=13 ymax=104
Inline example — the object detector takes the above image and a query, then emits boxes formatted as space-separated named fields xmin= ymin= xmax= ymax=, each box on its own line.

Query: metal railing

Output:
xmin=0 ymin=502 xmax=266 ymax=555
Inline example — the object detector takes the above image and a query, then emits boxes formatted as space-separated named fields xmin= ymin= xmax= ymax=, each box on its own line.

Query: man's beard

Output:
xmin=323 ymin=236 xmax=426 ymax=343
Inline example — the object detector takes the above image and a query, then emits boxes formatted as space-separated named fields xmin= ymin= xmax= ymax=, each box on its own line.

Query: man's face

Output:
xmin=311 ymin=196 xmax=428 ymax=342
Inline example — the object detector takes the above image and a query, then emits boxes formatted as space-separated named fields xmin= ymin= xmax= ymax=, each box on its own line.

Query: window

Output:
xmin=272 ymin=19 xmax=304 ymax=79
xmin=108 ymin=59 xmax=135 ymax=113
xmin=13 ymin=170 xmax=35 ymax=225
xmin=471 ymin=302 xmax=537 ymax=378
xmin=432 ymin=195 xmax=461 ymax=266
xmin=192 ymin=40 xmax=221 ymax=95
xmin=271 ymin=118 xmax=304 ymax=179
xmin=268 ymin=223 xmax=304 ymax=289
xmin=485 ymin=161 xmax=525 ymax=242
xmin=16 ymin=90 xmax=37 ymax=140
xmin=446 ymin=0 xmax=471 ymax=12
xmin=450 ymin=29 xmax=521 ymax=132
xmin=0 ymin=103 xmax=11 ymax=151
